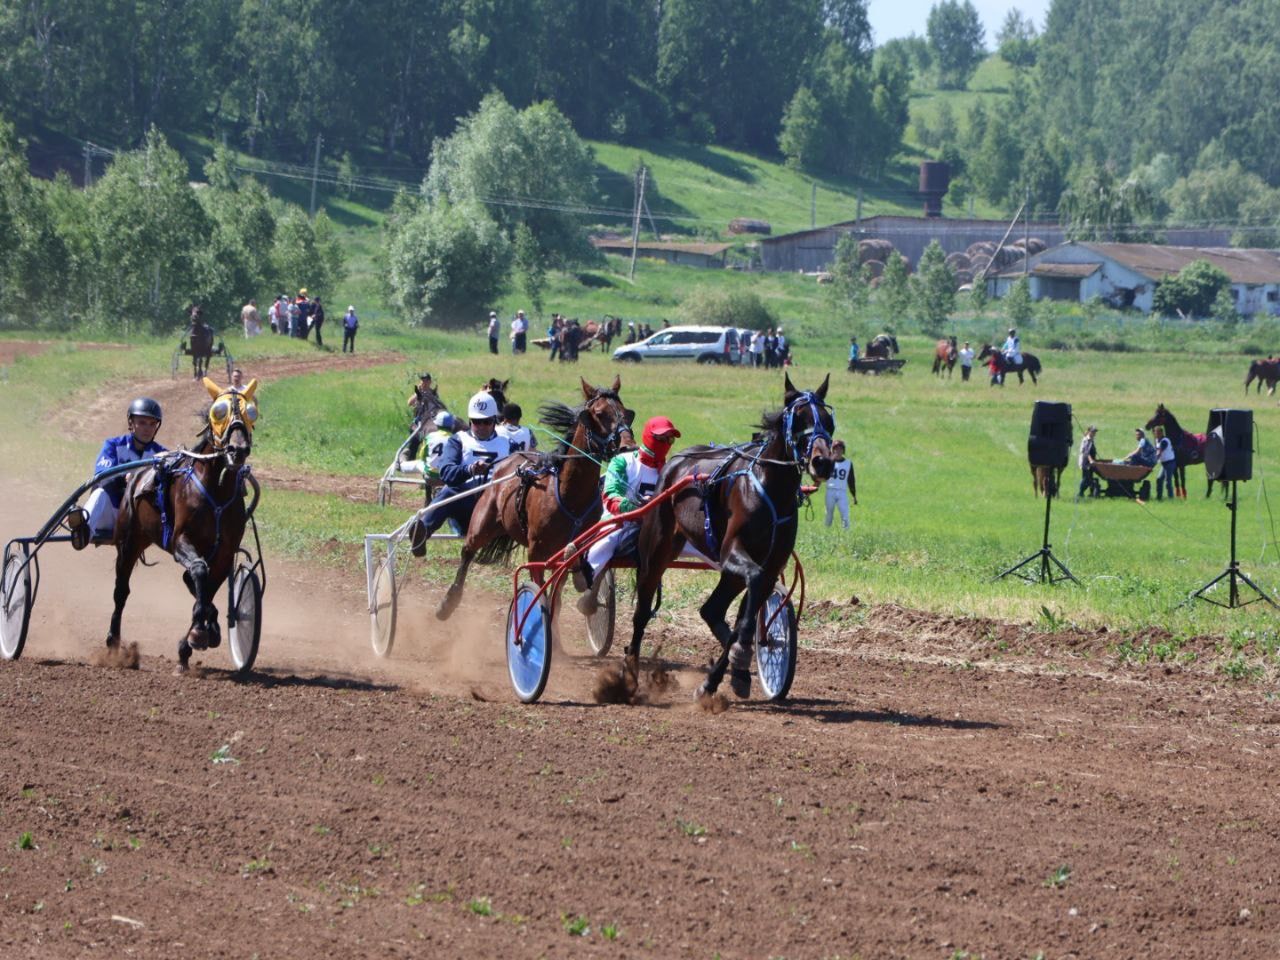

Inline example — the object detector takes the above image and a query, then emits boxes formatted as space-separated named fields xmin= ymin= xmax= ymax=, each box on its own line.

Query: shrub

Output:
xmin=677 ymin=288 xmax=777 ymax=330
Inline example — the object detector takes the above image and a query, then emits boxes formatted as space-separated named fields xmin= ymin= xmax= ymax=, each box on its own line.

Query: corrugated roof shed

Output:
xmin=1083 ymin=243 xmax=1280 ymax=284
xmin=591 ymin=239 xmax=732 ymax=256
xmin=996 ymin=262 xmax=1101 ymax=279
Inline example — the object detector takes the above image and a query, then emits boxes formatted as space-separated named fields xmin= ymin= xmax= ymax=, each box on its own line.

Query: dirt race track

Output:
xmin=3 ymin=363 xmax=1280 ymax=958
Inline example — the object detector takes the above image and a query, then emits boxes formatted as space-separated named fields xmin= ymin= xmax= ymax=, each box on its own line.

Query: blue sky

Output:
xmin=868 ymin=0 xmax=1052 ymax=46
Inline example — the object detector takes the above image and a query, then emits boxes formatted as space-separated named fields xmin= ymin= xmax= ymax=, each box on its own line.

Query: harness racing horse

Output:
xmin=111 ymin=377 xmax=259 ymax=672
xmin=1144 ymin=403 xmax=1224 ymax=498
xmin=1245 ymin=358 xmax=1280 ymax=395
xmin=932 ymin=336 xmax=958 ymax=377
xmin=435 ymin=377 xmax=635 ymax=620
xmin=616 ymin=374 xmax=835 ymax=703
xmin=186 ymin=306 xmax=215 ymax=380
xmin=865 ymin=334 xmax=899 ymax=360
xmin=977 ymin=344 xmax=1042 ymax=384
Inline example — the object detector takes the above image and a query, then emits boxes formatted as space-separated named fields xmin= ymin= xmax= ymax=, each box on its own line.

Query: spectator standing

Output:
xmin=1153 ymin=425 xmax=1176 ymax=501
xmin=750 ymin=330 xmax=764 ymax=368
xmin=487 ymin=311 xmax=499 ymax=354
xmin=1077 ymin=425 xmax=1100 ymax=499
xmin=565 ymin=319 xmax=582 ymax=362
xmin=847 ymin=337 xmax=860 ymax=371
xmin=511 ymin=310 xmax=528 ymax=354
xmin=764 ymin=328 xmax=778 ymax=368
xmin=958 ymin=341 xmax=974 ymax=381
xmin=776 ymin=327 xmax=789 ymax=365
xmin=240 ymin=299 xmax=261 ymax=338
xmin=548 ymin=314 xmax=562 ymax=362
xmin=286 ymin=297 xmax=300 ymax=337
xmin=294 ymin=289 xmax=311 ymax=339
xmin=310 ymin=297 xmax=326 ymax=347
xmin=824 ymin=440 xmax=855 ymax=528
xmin=267 ymin=296 xmax=282 ymax=334
xmin=342 ymin=305 xmax=359 ymax=353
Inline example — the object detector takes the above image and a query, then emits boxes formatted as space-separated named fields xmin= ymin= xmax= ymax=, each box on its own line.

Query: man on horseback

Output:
xmin=69 ymin=398 xmax=167 ymax=549
xmin=574 ymin=416 xmax=682 ymax=614
xmin=1002 ymin=327 xmax=1022 ymax=365
xmin=409 ymin=391 xmax=512 ymax=557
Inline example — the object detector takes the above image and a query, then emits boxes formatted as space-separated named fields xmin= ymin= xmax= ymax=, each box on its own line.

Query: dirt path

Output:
xmin=2 ymin=354 xmax=1279 ymax=957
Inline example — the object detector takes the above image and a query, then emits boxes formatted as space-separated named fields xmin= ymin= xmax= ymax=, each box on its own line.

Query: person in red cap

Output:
xmin=575 ymin=415 xmax=682 ymax=613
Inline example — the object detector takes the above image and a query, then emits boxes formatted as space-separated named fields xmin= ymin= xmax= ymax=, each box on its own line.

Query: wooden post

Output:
xmin=628 ymin=165 xmax=646 ymax=281
xmin=309 ymin=133 xmax=323 ymax=218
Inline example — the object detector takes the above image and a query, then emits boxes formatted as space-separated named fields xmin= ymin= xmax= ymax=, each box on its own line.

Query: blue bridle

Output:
xmin=781 ymin=392 xmax=836 ymax=467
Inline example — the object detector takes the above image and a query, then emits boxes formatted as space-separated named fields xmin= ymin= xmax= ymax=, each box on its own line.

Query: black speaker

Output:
xmin=1028 ymin=401 xmax=1072 ymax=469
xmin=1205 ymin=409 xmax=1253 ymax=482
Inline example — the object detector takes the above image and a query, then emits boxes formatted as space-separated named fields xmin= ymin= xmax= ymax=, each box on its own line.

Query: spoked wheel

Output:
xmin=227 ymin=566 xmax=262 ymax=674
xmin=370 ymin=554 xmax=398 ymax=658
xmin=583 ymin=567 xmax=616 ymax=657
xmin=1 ymin=548 xmax=34 ymax=661
xmin=754 ymin=586 xmax=798 ymax=702
xmin=506 ymin=581 xmax=552 ymax=703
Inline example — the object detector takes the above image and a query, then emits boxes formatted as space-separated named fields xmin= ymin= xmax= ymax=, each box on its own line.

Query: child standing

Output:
xmin=824 ymin=440 xmax=856 ymax=529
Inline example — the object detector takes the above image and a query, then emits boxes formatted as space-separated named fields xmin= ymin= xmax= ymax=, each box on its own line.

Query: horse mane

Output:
xmin=756 ymin=406 xmax=785 ymax=443
xmin=537 ymin=400 xmax=583 ymax=456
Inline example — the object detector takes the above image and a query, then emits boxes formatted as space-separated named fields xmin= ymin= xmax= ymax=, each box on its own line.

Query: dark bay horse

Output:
xmin=977 ymin=344 xmax=1042 ymax=384
xmin=614 ymin=374 xmax=835 ymax=703
xmin=186 ymin=306 xmax=215 ymax=380
xmin=1245 ymin=358 xmax=1280 ymax=395
xmin=435 ymin=376 xmax=635 ymax=620
xmin=112 ymin=377 xmax=259 ymax=671
xmin=932 ymin=336 xmax=957 ymax=376
xmin=1144 ymin=403 xmax=1223 ymax=498
xmin=865 ymin=334 xmax=899 ymax=360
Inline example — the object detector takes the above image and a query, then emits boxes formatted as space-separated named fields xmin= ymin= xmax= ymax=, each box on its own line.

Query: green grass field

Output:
xmin=7 ymin=315 xmax=1279 ymax=675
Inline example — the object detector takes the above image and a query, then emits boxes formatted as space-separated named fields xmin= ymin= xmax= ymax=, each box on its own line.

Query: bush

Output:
xmin=677 ymin=288 xmax=776 ymax=330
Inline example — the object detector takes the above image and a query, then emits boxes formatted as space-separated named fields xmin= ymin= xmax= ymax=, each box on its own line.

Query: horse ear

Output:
xmin=783 ymin=372 xmax=797 ymax=399
xmin=502 ymin=378 xmax=510 ymax=390
xmin=580 ymin=377 xmax=594 ymax=400
xmin=202 ymin=377 xmax=222 ymax=400
xmin=815 ymin=373 xmax=830 ymax=400
xmin=610 ymin=374 xmax=621 ymax=393
xmin=242 ymin=379 xmax=259 ymax=401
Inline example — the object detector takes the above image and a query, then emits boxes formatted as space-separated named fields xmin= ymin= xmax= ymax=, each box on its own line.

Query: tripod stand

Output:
xmin=995 ymin=484 xmax=1079 ymax=585
xmin=1189 ymin=480 xmax=1278 ymax=609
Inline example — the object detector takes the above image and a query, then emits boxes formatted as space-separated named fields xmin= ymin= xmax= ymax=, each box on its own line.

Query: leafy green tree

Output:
xmin=926 ymin=0 xmax=985 ymax=89
xmin=996 ymin=8 xmax=1037 ymax=67
xmin=425 ymin=93 xmax=596 ymax=265
xmin=271 ymin=208 xmax=345 ymax=309
xmin=778 ymin=87 xmax=825 ymax=170
xmin=1167 ymin=161 xmax=1280 ymax=247
xmin=1211 ymin=287 xmax=1239 ymax=325
xmin=1058 ymin=162 xmax=1153 ymax=242
xmin=913 ymin=240 xmax=955 ymax=331
xmin=970 ymin=112 xmax=1022 ymax=206
xmin=1152 ymin=260 xmax=1231 ymax=318
xmin=513 ymin=223 xmax=546 ymax=319
xmin=382 ymin=194 xmax=511 ymax=328
xmin=877 ymin=251 xmax=913 ymax=321
xmin=829 ymin=234 xmax=870 ymax=313
xmin=0 ymin=120 xmax=66 ymax=321
xmin=677 ymin=287 xmax=777 ymax=330
xmin=1004 ymin=276 xmax=1033 ymax=325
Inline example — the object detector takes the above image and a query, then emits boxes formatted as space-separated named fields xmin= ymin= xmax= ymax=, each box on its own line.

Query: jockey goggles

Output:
xmin=203 ymin=376 xmax=259 ymax=442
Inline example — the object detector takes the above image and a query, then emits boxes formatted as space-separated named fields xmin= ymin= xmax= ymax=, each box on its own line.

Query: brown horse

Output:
xmin=1245 ymin=358 xmax=1280 ymax=395
xmin=611 ymin=374 xmax=835 ymax=703
xmin=110 ymin=377 xmax=259 ymax=671
xmin=865 ymin=334 xmax=899 ymax=360
xmin=435 ymin=376 xmax=635 ymax=620
xmin=1144 ymin=403 xmax=1225 ymax=498
xmin=977 ymin=344 xmax=1042 ymax=384
xmin=932 ymin=336 xmax=958 ymax=376
xmin=1031 ymin=464 xmax=1062 ymax=498
xmin=186 ymin=305 xmax=215 ymax=380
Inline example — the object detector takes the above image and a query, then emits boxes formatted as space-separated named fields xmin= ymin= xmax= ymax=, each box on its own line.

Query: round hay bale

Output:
xmin=945 ymin=252 xmax=972 ymax=272
xmin=858 ymin=238 xmax=895 ymax=264
xmin=967 ymin=241 xmax=996 ymax=259
xmin=1025 ymin=237 xmax=1047 ymax=256
xmin=862 ymin=259 xmax=885 ymax=279
xmin=728 ymin=218 xmax=772 ymax=235
xmin=953 ymin=269 xmax=973 ymax=288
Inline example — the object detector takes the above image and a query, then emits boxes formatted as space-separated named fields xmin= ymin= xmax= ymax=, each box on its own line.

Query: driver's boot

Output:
xmin=66 ymin=508 xmax=91 ymax=551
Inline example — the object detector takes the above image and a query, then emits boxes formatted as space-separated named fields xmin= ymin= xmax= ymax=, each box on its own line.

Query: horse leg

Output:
xmin=436 ymin=546 xmax=476 ymax=621
xmin=173 ymin=540 xmax=214 ymax=671
xmin=106 ymin=537 xmax=145 ymax=647
xmin=696 ymin=570 xmax=747 ymax=698
xmin=723 ymin=552 xmax=768 ymax=699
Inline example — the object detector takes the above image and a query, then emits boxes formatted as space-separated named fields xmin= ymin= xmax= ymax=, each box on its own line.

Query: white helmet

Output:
xmin=467 ymin=392 xmax=499 ymax=420
xmin=434 ymin=411 xmax=455 ymax=430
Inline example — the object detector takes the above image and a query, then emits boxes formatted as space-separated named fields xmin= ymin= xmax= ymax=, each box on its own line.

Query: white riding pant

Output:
xmin=84 ymin=488 xmax=117 ymax=537
xmin=825 ymin=487 xmax=849 ymax=528
xmin=585 ymin=520 xmax=714 ymax=576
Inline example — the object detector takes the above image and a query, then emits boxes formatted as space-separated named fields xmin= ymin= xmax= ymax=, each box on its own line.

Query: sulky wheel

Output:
xmin=583 ymin=567 xmax=616 ymax=657
xmin=370 ymin=555 xmax=397 ymax=658
xmin=754 ymin=586 xmax=798 ymax=702
xmin=227 ymin=566 xmax=262 ymax=674
xmin=506 ymin=581 xmax=552 ymax=703
xmin=1 ymin=548 xmax=34 ymax=661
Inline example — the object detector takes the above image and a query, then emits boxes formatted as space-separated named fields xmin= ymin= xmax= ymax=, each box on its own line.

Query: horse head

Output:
xmin=413 ymin=384 xmax=447 ymax=430
xmin=1144 ymin=403 xmax=1173 ymax=434
xmin=482 ymin=377 xmax=510 ymax=416
xmin=782 ymin=372 xmax=835 ymax=481
xmin=579 ymin=375 xmax=636 ymax=458
xmin=202 ymin=376 xmax=256 ymax=469
xmin=977 ymin=343 xmax=994 ymax=361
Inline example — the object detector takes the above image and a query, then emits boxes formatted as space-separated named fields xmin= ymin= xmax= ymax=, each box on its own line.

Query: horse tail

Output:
xmin=474 ymin=533 xmax=519 ymax=566
xmin=1028 ymin=354 xmax=1042 ymax=375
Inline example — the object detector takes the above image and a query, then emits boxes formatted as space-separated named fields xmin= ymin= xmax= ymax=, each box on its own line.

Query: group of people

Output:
xmin=546 ymin=314 xmax=588 ymax=362
xmin=240 ymin=292 xmax=359 ymax=352
xmin=1077 ymin=424 xmax=1178 ymax=501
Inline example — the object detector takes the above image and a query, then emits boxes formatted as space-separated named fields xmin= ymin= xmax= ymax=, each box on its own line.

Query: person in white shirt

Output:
xmin=1153 ymin=425 xmax=1177 ymax=501
xmin=487 ymin=311 xmax=499 ymax=354
xmin=1002 ymin=327 xmax=1022 ymax=365
xmin=496 ymin=403 xmax=537 ymax=453
xmin=511 ymin=310 xmax=528 ymax=354
xmin=824 ymin=440 xmax=856 ymax=528
xmin=958 ymin=340 xmax=975 ymax=381
xmin=750 ymin=330 xmax=764 ymax=368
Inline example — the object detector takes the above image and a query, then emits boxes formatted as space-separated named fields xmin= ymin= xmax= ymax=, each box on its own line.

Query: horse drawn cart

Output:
xmin=171 ymin=336 xmax=234 ymax=382
xmin=1091 ymin=461 xmax=1153 ymax=500
xmin=1 ymin=458 xmax=265 ymax=671
xmin=847 ymin=357 xmax=906 ymax=375
xmin=364 ymin=472 xmax=803 ymax=705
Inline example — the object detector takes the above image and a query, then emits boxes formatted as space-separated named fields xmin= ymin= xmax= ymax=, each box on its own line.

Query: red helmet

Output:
xmin=642 ymin=416 xmax=681 ymax=451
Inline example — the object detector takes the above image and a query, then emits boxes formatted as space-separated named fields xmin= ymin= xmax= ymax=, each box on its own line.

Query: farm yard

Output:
xmin=3 ymin=329 xmax=1280 ymax=957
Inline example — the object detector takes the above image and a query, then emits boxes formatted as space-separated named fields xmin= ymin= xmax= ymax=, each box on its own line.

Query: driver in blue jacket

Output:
xmin=69 ymin=397 xmax=167 ymax=549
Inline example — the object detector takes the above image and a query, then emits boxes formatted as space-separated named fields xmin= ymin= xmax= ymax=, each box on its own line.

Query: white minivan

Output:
xmin=611 ymin=325 xmax=742 ymax=365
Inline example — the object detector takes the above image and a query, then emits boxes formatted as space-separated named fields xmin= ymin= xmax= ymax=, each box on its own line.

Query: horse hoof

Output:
xmin=729 ymin=669 xmax=752 ymax=700
xmin=186 ymin=628 xmax=209 ymax=651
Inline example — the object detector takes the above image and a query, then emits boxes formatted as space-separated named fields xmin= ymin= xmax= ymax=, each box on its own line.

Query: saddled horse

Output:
xmin=1244 ymin=358 xmax=1280 ymax=395
xmin=1144 ymin=403 xmax=1224 ymax=498
xmin=607 ymin=373 xmax=835 ymax=704
xmin=932 ymin=336 xmax=958 ymax=377
xmin=111 ymin=377 xmax=259 ymax=672
xmin=865 ymin=334 xmax=899 ymax=360
xmin=435 ymin=376 xmax=635 ymax=619
xmin=977 ymin=343 xmax=1042 ymax=384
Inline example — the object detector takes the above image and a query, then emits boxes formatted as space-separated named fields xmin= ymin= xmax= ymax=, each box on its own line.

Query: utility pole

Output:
xmin=628 ymin=165 xmax=646 ymax=282
xmin=309 ymin=133 xmax=323 ymax=218
xmin=810 ymin=182 xmax=817 ymax=228
xmin=1024 ymin=186 xmax=1030 ymax=276
xmin=83 ymin=143 xmax=92 ymax=187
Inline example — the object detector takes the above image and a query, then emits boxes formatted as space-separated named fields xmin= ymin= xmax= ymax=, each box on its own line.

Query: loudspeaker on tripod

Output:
xmin=1028 ymin=401 xmax=1072 ymax=469
xmin=1205 ymin=408 xmax=1252 ymax=482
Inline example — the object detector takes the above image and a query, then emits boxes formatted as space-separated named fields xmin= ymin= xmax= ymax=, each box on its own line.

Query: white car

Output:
xmin=612 ymin=326 xmax=742 ymax=365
